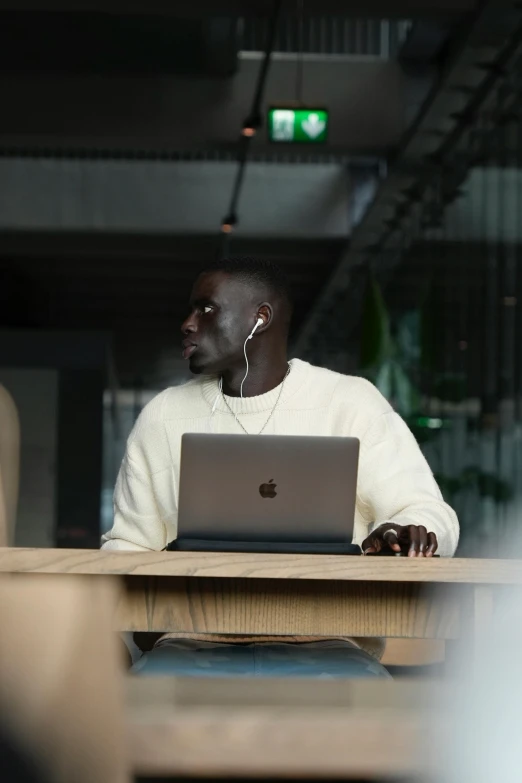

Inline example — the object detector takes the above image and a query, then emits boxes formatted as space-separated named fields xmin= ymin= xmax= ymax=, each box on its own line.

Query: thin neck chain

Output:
xmin=219 ymin=364 xmax=290 ymax=435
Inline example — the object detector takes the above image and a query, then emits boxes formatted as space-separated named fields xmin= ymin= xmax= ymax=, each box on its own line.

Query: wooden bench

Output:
xmin=127 ymin=677 xmax=447 ymax=779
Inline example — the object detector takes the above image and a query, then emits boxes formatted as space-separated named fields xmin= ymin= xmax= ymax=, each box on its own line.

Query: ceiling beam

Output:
xmin=0 ymin=58 xmax=402 ymax=156
xmin=0 ymin=231 xmax=344 ymax=255
xmin=0 ymin=1 xmax=478 ymax=19
xmin=0 ymin=158 xmax=352 ymax=239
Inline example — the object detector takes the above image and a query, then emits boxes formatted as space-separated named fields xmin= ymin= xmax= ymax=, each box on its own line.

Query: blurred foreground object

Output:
xmin=442 ymin=582 xmax=522 ymax=783
xmin=128 ymin=677 xmax=444 ymax=779
xmin=0 ymin=575 xmax=128 ymax=783
xmin=0 ymin=385 xmax=20 ymax=546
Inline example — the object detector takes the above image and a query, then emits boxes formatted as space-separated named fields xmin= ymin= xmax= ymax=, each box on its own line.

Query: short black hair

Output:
xmin=200 ymin=256 xmax=293 ymax=311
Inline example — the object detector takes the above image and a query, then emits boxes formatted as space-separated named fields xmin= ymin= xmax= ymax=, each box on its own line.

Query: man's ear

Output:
xmin=256 ymin=303 xmax=272 ymax=331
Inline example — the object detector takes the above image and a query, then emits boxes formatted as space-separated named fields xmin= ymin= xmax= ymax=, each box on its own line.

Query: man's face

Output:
xmin=181 ymin=271 xmax=255 ymax=374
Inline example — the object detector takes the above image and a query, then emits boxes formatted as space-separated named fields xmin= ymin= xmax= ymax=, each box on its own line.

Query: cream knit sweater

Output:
xmin=103 ymin=358 xmax=459 ymax=555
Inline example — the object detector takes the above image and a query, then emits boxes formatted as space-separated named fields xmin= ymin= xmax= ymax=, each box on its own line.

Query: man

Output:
xmin=103 ymin=257 xmax=459 ymax=677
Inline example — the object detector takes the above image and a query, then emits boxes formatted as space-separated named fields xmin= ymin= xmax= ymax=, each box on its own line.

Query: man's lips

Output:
xmin=182 ymin=342 xmax=197 ymax=359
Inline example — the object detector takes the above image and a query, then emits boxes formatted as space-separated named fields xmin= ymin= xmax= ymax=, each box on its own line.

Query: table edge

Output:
xmin=0 ymin=548 xmax=521 ymax=584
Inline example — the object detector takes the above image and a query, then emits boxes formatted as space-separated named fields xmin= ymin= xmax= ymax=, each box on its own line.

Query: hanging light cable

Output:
xmin=295 ymin=0 xmax=305 ymax=106
xmin=219 ymin=0 xmax=283 ymax=256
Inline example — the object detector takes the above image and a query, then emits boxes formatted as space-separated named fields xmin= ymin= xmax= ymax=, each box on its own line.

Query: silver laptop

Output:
xmin=172 ymin=433 xmax=360 ymax=555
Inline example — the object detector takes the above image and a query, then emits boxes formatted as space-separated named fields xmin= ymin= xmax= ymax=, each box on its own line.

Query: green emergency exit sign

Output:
xmin=268 ymin=108 xmax=329 ymax=143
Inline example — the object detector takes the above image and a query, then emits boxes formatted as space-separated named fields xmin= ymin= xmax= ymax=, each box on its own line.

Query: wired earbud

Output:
xmin=248 ymin=317 xmax=264 ymax=340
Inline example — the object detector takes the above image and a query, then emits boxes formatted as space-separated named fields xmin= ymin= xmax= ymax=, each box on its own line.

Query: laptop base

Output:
xmin=166 ymin=539 xmax=362 ymax=555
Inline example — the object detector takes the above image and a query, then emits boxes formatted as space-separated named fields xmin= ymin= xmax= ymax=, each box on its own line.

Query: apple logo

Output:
xmin=259 ymin=479 xmax=277 ymax=499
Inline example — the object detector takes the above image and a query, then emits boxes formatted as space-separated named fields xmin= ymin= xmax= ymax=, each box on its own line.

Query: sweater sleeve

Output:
xmin=101 ymin=453 xmax=168 ymax=552
xmin=357 ymin=410 xmax=459 ymax=557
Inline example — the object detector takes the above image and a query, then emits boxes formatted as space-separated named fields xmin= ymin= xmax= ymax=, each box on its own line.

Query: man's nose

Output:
xmin=181 ymin=313 xmax=197 ymax=335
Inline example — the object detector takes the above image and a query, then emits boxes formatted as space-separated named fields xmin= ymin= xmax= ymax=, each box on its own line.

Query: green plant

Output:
xmin=359 ymin=272 xmax=420 ymax=417
xmin=358 ymin=269 xmax=513 ymax=511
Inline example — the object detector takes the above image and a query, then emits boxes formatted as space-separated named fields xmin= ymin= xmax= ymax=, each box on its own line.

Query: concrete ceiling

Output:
xmin=0 ymin=0 xmax=498 ymax=387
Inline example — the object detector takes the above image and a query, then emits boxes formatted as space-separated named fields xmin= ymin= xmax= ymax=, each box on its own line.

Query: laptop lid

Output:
xmin=177 ymin=433 xmax=359 ymax=545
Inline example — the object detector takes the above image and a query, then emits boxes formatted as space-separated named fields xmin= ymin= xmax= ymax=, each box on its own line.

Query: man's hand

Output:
xmin=362 ymin=523 xmax=438 ymax=557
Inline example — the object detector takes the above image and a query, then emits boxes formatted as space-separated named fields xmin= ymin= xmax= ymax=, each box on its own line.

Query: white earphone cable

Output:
xmin=240 ymin=334 xmax=250 ymax=399
xmin=211 ymin=319 xmax=260 ymax=431
xmin=211 ymin=385 xmax=221 ymax=415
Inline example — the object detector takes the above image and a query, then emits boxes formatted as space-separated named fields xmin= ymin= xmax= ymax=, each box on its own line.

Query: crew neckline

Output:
xmin=200 ymin=358 xmax=309 ymax=415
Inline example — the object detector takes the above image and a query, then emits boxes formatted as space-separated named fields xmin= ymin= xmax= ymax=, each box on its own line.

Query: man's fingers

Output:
xmin=427 ymin=531 xmax=438 ymax=557
xmin=366 ymin=525 xmax=439 ymax=557
xmin=418 ymin=525 xmax=428 ymax=556
xmin=408 ymin=525 xmax=420 ymax=557
xmin=362 ymin=535 xmax=382 ymax=555
xmin=382 ymin=529 xmax=401 ymax=552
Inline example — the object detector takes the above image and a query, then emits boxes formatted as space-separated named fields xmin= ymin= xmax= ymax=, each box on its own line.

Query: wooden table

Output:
xmin=0 ymin=548 xmax=520 ymax=645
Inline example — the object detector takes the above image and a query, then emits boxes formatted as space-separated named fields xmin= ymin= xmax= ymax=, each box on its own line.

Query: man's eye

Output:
xmin=203 ymin=306 xmax=213 ymax=314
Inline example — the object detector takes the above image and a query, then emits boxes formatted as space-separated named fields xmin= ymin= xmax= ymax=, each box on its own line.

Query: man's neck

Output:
xmin=221 ymin=355 xmax=289 ymax=397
